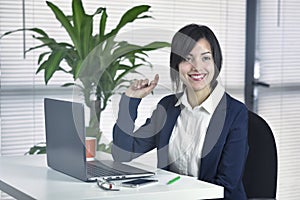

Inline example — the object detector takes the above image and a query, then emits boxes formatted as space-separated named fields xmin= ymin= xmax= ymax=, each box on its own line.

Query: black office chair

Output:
xmin=243 ymin=110 xmax=278 ymax=200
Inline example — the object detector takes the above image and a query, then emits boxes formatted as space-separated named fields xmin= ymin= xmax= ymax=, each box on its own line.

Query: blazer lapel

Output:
xmin=201 ymin=94 xmax=227 ymax=158
xmin=157 ymin=96 xmax=181 ymax=169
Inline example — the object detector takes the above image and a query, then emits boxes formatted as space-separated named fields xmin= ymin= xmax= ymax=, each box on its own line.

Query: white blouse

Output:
xmin=168 ymin=82 xmax=225 ymax=177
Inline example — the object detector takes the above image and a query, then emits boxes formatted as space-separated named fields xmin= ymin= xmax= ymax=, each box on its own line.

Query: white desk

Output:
xmin=0 ymin=153 xmax=223 ymax=200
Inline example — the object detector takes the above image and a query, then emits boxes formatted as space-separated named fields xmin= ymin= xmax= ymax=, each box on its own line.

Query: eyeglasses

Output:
xmin=96 ymin=179 xmax=120 ymax=191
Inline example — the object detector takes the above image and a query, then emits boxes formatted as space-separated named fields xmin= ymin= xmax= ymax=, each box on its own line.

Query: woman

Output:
xmin=112 ymin=24 xmax=248 ymax=199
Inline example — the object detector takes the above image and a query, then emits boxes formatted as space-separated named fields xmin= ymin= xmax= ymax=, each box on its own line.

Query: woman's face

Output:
xmin=178 ymin=38 xmax=215 ymax=92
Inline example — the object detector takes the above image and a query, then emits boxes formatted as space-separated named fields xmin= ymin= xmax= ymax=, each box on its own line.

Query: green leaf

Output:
xmin=99 ymin=8 xmax=107 ymax=42
xmin=72 ymin=1 xmax=104 ymax=59
xmin=103 ymin=36 xmax=117 ymax=55
xmin=72 ymin=0 xmax=85 ymax=34
xmin=25 ymin=143 xmax=46 ymax=155
xmin=80 ymin=16 xmax=93 ymax=58
xmin=44 ymin=49 xmax=65 ymax=84
xmin=142 ymin=41 xmax=171 ymax=51
xmin=0 ymin=27 xmax=48 ymax=39
xmin=62 ymin=83 xmax=75 ymax=87
xmin=74 ymin=60 xmax=83 ymax=80
xmin=72 ymin=0 xmax=88 ymax=58
xmin=25 ymin=44 xmax=49 ymax=53
xmin=46 ymin=1 xmax=78 ymax=55
xmin=58 ymin=67 xmax=69 ymax=74
xmin=118 ymin=64 xmax=135 ymax=70
xmin=28 ymin=37 xmax=73 ymax=52
xmin=115 ymin=64 xmax=143 ymax=83
xmin=137 ymin=15 xmax=153 ymax=20
xmin=32 ymin=35 xmax=56 ymax=47
xmin=36 ymin=60 xmax=48 ymax=74
xmin=38 ymin=52 xmax=51 ymax=64
xmin=29 ymin=28 xmax=49 ymax=37
xmin=92 ymin=7 xmax=104 ymax=16
xmin=105 ymin=5 xmax=151 ymax=39
xmin=112 ymin=43 xmax=141 ymax=59
xmin=116 ymin=5 xmax=151 ymax=29
xmin=111 ymin=41 xmax=170 ymax=64
xmin=130 ymin=54 xmax=149 ymax=64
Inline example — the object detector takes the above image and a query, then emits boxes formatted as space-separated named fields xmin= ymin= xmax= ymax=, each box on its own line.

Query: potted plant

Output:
xmin=1 ymin=0 xmax=170 ymax=153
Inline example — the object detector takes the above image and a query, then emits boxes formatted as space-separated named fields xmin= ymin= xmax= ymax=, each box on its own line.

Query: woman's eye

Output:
xmin=185 ymin=56 xmax=192 ymax=62
xmin=202 ymin=56 xmax=211 ymax=62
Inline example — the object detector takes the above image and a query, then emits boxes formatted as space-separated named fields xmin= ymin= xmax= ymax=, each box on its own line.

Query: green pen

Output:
xmin=167 ymin=176 xmax=181 ymax=185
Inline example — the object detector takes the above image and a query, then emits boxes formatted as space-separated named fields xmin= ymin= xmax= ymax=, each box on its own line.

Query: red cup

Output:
xmin=85 ymin=137 xmax=97 ymax=160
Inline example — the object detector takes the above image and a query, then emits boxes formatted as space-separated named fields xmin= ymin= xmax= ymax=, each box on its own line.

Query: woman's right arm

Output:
xmin=112 ymin=75 xmax=159 ymax=162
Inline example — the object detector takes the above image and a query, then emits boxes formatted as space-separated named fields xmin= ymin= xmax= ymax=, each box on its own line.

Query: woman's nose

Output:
xmin=191 ymin=59 xmax=203 ymax=71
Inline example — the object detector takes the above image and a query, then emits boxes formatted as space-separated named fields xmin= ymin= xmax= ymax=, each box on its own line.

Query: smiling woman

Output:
xmin=112 ymin=24 xmax=249 ymax=200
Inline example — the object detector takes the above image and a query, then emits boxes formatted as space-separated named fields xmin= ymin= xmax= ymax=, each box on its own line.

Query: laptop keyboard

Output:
xmin=87 ymin=161 xmax=124 ymax=177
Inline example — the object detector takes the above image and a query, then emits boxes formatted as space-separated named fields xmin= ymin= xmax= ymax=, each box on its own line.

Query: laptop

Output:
xmin=44 ymin=98 xmax=155 ymax=182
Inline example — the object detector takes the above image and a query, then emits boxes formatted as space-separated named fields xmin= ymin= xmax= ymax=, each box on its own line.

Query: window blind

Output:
xmin=257 ymin=0 xmax=300 ymax=199
xmin=0 ymin=0 xmax=75 ymax=157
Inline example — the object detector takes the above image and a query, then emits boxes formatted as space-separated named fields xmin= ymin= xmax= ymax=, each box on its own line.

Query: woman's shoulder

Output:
xmin=158 ymin=93 xmax=183 ymax=106
xmin=225 ymin=93 xmax=248 ymax=112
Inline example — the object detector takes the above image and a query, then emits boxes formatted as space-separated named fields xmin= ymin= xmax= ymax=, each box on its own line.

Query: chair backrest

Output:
xmin=243 ymin=110 xmax=278 ymax=199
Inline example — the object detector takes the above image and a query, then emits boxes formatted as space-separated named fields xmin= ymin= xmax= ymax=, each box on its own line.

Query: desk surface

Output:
xmin=0 ymin=153 xmax=223 ymax=200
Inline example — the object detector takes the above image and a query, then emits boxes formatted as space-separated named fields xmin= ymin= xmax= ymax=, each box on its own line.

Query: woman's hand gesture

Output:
xmin=125 ymin=74 xmax=159 ymax=98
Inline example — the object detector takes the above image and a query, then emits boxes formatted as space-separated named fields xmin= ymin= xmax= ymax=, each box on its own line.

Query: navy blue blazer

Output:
xmin=112 ymin=93 xmax=249 ymax=199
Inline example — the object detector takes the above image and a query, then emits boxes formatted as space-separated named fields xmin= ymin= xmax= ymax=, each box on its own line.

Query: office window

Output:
xmin=0 ymin=0 xmax=246 ymax=155
xmin=256 ymin=0 xmax=300 ymax=199
xmin=0 ymin=0 xmax=75 ymax=156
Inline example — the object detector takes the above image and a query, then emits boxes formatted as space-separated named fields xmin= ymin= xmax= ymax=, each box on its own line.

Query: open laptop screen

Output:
xmin=44 ymin=98 xmax=155 ymax=182
xmin=44 ymin=98 xmax=88 ymax=181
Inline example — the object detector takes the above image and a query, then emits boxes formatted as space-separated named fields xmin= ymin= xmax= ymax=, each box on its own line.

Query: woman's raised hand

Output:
xmin=125 ymin=74 xmax=159 ymax=98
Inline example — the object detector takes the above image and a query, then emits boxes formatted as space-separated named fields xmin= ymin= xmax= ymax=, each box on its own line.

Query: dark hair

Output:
xmin=170 ymin=24 xmax=223 ymax=91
